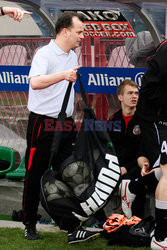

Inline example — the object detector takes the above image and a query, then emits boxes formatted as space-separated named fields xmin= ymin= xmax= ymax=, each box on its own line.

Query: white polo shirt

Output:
xmin=27 ymin=39 xmax=78 ymax=118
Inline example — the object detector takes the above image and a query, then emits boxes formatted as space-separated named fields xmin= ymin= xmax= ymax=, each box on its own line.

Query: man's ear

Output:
xmin=118 ymin=94 xmax=123 ymax=102
xmin=62 ymin=28 xmax=68 ymax=38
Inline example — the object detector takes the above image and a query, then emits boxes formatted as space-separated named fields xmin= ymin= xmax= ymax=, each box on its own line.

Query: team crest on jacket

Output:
xmin=133 ymin=125 xmax=141 ymax=135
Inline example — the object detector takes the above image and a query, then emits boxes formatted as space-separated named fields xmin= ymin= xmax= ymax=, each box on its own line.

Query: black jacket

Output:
xmin=136 ymin=39 xmax=167 ymax=123
xmin=135 ymin=40 xmax=167 ymax=168
xmin=108 ymin=109 xmax=142 ymax=178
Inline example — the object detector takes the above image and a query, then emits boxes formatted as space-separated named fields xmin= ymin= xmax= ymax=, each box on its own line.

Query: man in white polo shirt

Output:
xmin=22 ymin=11 xmax=100 ymax=243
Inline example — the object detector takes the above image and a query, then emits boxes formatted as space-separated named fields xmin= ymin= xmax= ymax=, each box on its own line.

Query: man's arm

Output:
xmin=0 ymin=6 xmax=32 ymax=22
xmin=30 ymin=66 xmax=81 ymax=90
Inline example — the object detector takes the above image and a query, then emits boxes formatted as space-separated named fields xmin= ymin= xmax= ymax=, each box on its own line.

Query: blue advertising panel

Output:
xmin=0 ymin=65 xmax=30 ymax=91
xmin=76 ymin=67 xmax=147 ymax=94
xmin=0 ymin=66 xmax=147 ymax=93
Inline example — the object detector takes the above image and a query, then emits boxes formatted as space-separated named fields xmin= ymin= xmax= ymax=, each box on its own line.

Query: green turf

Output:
xmin=0 ymin=228 xmax=151 ymax=250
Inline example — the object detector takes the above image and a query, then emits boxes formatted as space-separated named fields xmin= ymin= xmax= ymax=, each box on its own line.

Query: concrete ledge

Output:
xmin=0 ymin=178 xmax=51 ymax=220
xmin=0 ymin=220 xmax=60 ymax=232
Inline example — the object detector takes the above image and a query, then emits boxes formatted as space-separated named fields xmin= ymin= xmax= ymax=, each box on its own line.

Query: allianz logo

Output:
xmin=0 ymin=71 xmax=28 ymax=84
xmin=88 ymin=72 xmax=145 ymax=88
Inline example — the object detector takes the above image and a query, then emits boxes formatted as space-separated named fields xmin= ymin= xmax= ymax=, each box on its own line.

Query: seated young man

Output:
xmin=108 ymin=79 xmax=141 ymax=179
xmin=108 ymin=79 xmax=145 ymax=218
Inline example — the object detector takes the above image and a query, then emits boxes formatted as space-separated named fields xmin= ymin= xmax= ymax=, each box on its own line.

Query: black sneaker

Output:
xmin=24 ymin=225 xmax=39 ymax=240
xmin=68 ymin=228 xmax=100 ymax=244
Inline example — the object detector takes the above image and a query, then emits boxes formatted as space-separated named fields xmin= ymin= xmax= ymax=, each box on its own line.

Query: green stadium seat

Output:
xmin=0 ymin=146 xmax=16 ymax=177
xmin=6 ymin=156 xmax=26 ymax=180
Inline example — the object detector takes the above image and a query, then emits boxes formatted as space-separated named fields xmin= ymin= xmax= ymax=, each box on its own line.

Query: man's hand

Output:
xmin=2 ymin=7 xmax=32 ymax=22
xmin=64 ymin=66 xmax=81 ymax=82
xmin=121 ymin=166 xmax=127 ymax=176
xmin=141 ymin=162 xmax=150 ymax=176
xmin=138 ymin=156 xmax=150 ymax=176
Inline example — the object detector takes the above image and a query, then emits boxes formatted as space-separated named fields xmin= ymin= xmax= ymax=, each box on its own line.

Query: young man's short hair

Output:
xmin=55 ymin=11 xmax=85 ymax=35
xmin=117 ymin=79 xmax=138 ymax=96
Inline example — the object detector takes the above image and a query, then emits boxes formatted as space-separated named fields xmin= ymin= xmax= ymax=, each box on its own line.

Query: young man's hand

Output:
xmin=121 ymin=166 xmax=127 ymax=176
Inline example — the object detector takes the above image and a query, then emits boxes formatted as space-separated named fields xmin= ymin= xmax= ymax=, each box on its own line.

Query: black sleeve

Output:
xmin=136 ymin=41 xmax=167 ymax=123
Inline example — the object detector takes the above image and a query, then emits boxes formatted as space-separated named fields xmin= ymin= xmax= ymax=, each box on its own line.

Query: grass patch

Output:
xmin=0 ymin=215 xmax=12 ymax=221
xmin=0 ymin=228 xmax=151 ymax=250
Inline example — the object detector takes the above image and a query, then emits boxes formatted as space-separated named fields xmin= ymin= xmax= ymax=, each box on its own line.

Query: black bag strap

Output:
xmin=48 ymin=81 xmax=73 ymax=167
xmin=49 ymin=73 xmax=90 ymax=168
xmin=77 ymin=72 xmax=89 ymax=107
xmin=60 ymin=72 xmax=88 ymax=116
xmin=77 ymin=72 xmax=96 ymax=120
xmin=58 ymin=73 xmax=89 ymax=121
xmin=58 ymin=81 xmax=73 ymax=120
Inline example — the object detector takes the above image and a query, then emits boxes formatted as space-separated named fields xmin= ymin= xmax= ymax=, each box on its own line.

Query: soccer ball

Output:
xmin=62 ymin=161 xmax=94 ymax=196
xmin=44 ymin=180 xmax=72 ymax=201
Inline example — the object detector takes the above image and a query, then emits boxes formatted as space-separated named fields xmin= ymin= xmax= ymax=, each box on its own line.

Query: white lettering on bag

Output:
xmin=80 ymin=153 xmax=121 ymax=216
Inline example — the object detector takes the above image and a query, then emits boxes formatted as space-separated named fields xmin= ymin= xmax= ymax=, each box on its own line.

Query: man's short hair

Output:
xmin=117 ymin=79 xmax=138 ymax=96
xmin=55 ymin=11 xmax=85 ymax=35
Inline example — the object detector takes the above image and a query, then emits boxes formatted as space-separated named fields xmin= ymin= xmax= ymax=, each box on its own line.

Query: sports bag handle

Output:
xmin=49 ymin=72 xmax=89 ymax=168
xmin=48 ymin=81 xmax=73 ymax=168
xmin=77 ymin=72 xmax=89 ymax=107
xmin=58 ymin=81 xmax=73 ymax=119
